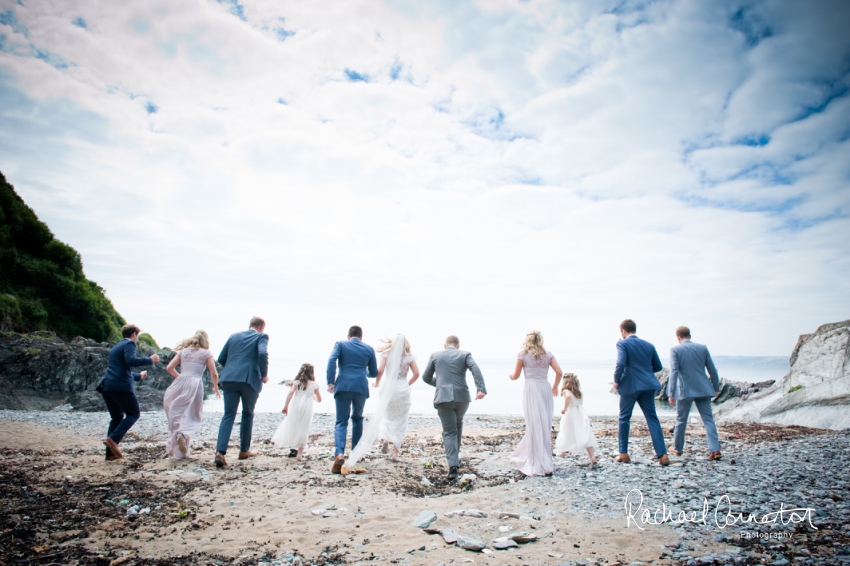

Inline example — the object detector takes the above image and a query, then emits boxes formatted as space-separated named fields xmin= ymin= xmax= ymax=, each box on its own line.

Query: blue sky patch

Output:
xmin=72 ymin=17 xmax=87 ymax=30
xmin=0 ymin=9 xmax=28 ymax=37
xmin=277 ymin=97 xmax=287 ymax=105
xmin=735 ymin=134 xmax=770 ymax=147
xmin=344 ymin=69 xmax=369 ymax=82
xmin=728 ymin=7 xmax=773 ymax=48
xmin=159 ymin=41 xmax=177 ymax=57
xmin=1 ymin=37 xmax=71 ymax=70
xmin=145 ymin=101 xmax=158 ymax=114
xmin=132 ymin=19 xmax=151 ymax=33
xmin=273 ymin=26 xmax=294 ymax=41
xmin=677 ymin=191 xmax=806 ymax=216
xmin=390 ymin=58 xmax=402 ymax=80
xmin=216 ymin=0 xmax=247 ymax=22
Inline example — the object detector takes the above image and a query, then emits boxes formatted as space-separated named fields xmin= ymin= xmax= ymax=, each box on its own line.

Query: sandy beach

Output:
xmin=0 ymin=411 xmax=847 ymax=565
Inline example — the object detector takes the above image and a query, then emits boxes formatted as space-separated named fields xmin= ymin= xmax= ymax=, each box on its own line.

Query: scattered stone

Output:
xmin=413 ymin=510 xmax=437 ymax=528
xmin=456 ymin=535 xmax=486 ymax=551
xmin=509 ymin=532 xmax=537 ymax=543
xmin=125 ymin=505 xmax=139 ymax=517
xmin=441 ymin=528 xmax=459 ymax=544
xmin=492 ymin=538 xmax=518 ymax=550
xmin=458 ymin=474 xmax=477 ymax=485
xmin=420 ymin=476 xmax=432 ymax=486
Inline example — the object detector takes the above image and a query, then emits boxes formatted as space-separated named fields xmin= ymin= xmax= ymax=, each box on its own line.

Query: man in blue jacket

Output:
xmin=326 ymin=325 xmax=378 ymax=473
xmin=613 ymin=319 xmax=669 ymax=466
xmin=99 ymin=324 xmax=160 ymax=460
xmin=214 ymin=316 xmax=269 ymax=468
xmin=667 ymin=326 xmax=722 ymax=460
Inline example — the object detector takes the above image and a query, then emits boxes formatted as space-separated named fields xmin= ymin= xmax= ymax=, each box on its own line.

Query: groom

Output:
xmin=326 ymin=325 xmax=378 ymax=473
xmin=422 ymin=335 xmax=486 ymax=480
xmin=613 ymin=319 xmax=669 ymax=466
xmin=214 ymin=316 xmax=269 ymax=468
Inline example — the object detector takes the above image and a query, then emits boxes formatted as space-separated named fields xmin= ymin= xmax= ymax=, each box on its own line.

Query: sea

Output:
xmin=202 ymin=356 xmax=789 ymax=418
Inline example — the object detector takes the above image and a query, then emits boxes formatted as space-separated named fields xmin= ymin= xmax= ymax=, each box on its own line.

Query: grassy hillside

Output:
xmin=0 ymin=172 xmax=126 ymax=342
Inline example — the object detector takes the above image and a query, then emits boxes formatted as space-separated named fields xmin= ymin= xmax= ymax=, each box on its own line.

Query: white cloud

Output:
xmin=0 ymin=0 xmax=848 ymax=365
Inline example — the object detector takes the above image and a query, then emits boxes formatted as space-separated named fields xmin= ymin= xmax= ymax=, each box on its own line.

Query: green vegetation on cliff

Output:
xmin=0 ymin=172 xmax=126 ymax=342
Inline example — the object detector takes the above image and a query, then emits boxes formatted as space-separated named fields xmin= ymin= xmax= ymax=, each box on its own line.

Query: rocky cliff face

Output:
xmin=714 ymin=319 xmax=850 ymax=430
xmin=0 ymin=331 xmax=217 ymax=411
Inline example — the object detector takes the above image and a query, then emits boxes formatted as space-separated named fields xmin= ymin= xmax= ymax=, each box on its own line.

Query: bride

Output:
xmin=345 ymin=334 xmax=419 ymax=468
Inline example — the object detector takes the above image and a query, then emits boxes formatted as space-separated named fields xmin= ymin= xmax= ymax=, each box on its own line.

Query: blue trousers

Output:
xmin=101 ymin=390 xmax=140 ymax=457
xmin=216 ymin=381 xmax=259 ymax=454
xmin=334 ymin=391 xmax=367 ymax=457
xmin=673 ymin=397 xmax=721 ymax=453
xmin=619 ymin=389 xmax=667 ymax=457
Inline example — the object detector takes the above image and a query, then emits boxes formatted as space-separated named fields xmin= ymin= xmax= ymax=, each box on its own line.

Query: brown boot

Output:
xmin=238 ymin=450 xmax=257 ymax=460
xmin=103 ymin=438 xmax=123 ymax=459
xmin=616 ymin=453 xmax=630 ymax=463
xmin=708 ymin=451 xmax=722 ymax=461
xmin=215 ymin=452 xmax=228 ymax=468
xmin=331 ymin=454 xmax=345 ymax=474
xmin=659 ymin=454 xmax=670 ymax=466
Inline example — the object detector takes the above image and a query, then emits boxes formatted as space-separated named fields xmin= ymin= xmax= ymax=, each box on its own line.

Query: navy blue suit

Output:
xmin=326 ymin=338 xmax=378 ymax=456
xmin=98 ymin=339 xmax=154 ymax=456
xmin=215 ymin=328 xmax=269 ymax=454
xmin=614 ymin=335 xmax=667 ymax=457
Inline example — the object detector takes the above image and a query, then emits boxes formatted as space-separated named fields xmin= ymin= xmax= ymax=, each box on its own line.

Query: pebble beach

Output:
xmin=1 ymin=410 xmax=848 ymax=565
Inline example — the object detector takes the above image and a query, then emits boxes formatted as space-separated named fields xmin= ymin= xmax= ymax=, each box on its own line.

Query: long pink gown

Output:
xmin=510 ymin=350 xmax=556 ymax=476
xmin=163 ymin=347 xmax=211 ymax=459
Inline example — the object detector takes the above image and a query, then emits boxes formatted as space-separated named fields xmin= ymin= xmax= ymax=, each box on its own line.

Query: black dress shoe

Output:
xmin=287 ymin=449 xmax=298 ymax=458
xmin=448 ymin=466 xmax=459 ymax=480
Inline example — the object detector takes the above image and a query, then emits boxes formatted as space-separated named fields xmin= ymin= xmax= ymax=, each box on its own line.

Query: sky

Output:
xmin=1 ymin=0 xmax=848 ymax=364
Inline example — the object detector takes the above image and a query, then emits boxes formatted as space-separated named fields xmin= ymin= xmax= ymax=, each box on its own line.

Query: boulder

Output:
xmin=654 ymin=367 xmax=774 ymax=405
xmin=0 ymin=331 xmax=218 ymax=411
xmin=714 ymin=320 xmax=850 ymax=430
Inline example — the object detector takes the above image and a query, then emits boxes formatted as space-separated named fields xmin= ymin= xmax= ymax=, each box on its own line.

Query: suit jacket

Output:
xmin=326 ymin=337 xmax=378 ymax=398
xmin=667 ymin=339 xmax=720 ymax=399
xmin=422 ymin=346 xmax=487 ymax=406
xmin=99 ymin=339 xmax=154 ymax=392
xmin=218 ymin=329 xmax=269 ymax=394
xmin=614 ymin=335 xmax=663 ymax=396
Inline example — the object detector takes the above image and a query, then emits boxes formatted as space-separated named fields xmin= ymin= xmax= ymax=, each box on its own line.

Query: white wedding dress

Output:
xmin=163 ymin=347 xmax=210 ymax=460
xmin=378 ymin=352 xmax=416 ymax=448
xmin=345 ymin=335 xmax=407 ymax=468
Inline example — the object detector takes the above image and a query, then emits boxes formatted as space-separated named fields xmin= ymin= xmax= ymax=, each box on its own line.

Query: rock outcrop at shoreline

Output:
xmin=714 ymin=319 xmax=850 ymax=430
xmin=654 ymin=368 xmax=775 ymax=405
xmin=0 ymin=331 xmax=217 ymax=411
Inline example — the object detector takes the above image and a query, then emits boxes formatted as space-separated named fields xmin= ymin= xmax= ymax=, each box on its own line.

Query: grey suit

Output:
xmin=422 ymin=346 xmax=487 ymax=468
xmin=668 ymin=339 xmax=721 ymax=453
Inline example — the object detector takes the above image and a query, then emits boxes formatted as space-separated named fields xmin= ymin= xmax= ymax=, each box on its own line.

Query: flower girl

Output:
xmin=554 ymin=373 xmax=598 ymax=465
xmin=272 ymin=363 xmax=322 ymax=461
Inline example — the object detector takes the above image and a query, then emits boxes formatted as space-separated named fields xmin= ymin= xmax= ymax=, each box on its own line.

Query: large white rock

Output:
xmin=715 ymin=319 xmax=850 ymax=430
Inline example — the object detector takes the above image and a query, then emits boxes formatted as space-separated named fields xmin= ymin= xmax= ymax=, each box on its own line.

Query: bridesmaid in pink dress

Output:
xmin=164 ymin=330 xmax=220 ymax=459
xmin=509 ymin=331 xmax=563 ymax=476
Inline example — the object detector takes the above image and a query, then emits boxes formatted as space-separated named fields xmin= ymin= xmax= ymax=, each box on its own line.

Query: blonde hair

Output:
xmin=561 ymin=372 xmax=582 ymax=399
xmin=377 ymin=335 xmax=412 ymax=355
xmin=174 ymin=330 xmax=210 ymax=351
xmin=521 ymin=330 xmax=547 ymax=358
